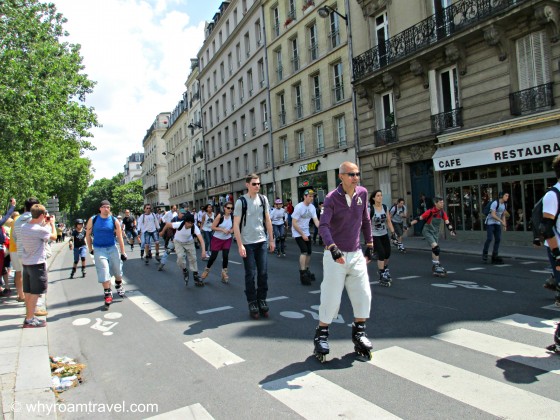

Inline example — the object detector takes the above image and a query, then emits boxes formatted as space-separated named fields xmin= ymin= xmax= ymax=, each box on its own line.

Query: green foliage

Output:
xmin=0 ymin=0 xmax=98 ymax=211
xmin=112 ymin=179 xmax=144 ymax=216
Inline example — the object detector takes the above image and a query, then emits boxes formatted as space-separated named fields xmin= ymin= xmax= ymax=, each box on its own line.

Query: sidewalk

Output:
xmin=0 ymin=241 xmax=67 ymax=420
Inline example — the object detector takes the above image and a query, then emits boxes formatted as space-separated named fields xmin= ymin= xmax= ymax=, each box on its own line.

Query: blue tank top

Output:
xmin=92 ymin=216 xmax=116 ymax=248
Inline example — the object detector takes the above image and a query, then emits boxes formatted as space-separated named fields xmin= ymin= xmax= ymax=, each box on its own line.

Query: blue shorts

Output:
xmin=73 ymin=246 xmax=87 ymax=263
xmin=143 ymin=231 xmax=158 ymax=246
xmin=93 ymin=245 xmax=123 ymax=283
xmin=125 ymin=229 xmax=138 ymax=240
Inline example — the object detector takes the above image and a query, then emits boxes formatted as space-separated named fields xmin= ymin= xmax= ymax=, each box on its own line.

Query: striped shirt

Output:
xmin=20 ymin=223 xmax=51 ymax=265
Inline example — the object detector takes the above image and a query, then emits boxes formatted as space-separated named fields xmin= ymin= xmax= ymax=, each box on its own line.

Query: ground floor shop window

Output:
xmin=442 ymin=158 xmax=555 ymax=232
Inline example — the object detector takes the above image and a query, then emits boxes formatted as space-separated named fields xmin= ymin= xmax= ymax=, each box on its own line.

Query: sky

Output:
xmin=52 ymin=0 xmax=223 ymax=180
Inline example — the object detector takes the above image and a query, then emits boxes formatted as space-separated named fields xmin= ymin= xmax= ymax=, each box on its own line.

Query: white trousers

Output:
xmin=319 ymin=250 xmax=372 ymax=324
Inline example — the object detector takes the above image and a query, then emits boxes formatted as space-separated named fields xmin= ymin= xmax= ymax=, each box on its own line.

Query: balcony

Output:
xmin=509 ymin=82 xmax=554 ymax=116
xmin=144 ymin=185 xmax=158 ymax=195
xmin=431 ymin=108 xmax=464 ymax=134
xmin=353 ymin=0 xmax=525 ymax=81
xmin=374 ymin=126 xmax=399 ymax=147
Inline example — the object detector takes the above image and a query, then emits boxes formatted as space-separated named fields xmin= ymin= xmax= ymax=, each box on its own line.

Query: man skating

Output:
xmin=291 ymin=189 xmax=320 ymax=285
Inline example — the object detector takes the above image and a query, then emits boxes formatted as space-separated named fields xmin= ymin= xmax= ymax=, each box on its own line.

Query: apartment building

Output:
xmin=142 ymin=112 xmax=171 ymax=208
xmin=123 ymin=152 xmax=144 ymax=184
xmin=187 ymin=59 xmax=205 ymax=210
xmin=163 ymin=90 xmax=193 ymax=208
xmin=198 ymin=0 xmax=274 ymax=205
xmin=264 ymin=0 xmax=362 ymax=203
xmin=352 ymin=0 xmax=560 ymax=242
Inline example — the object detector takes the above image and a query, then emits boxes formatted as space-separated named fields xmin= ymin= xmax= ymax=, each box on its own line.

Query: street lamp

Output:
xmin=317 ymin=0 xmax=360 ymax=165
xmin=317 ymin=5 xmax=348 ymax=24
xmin=162 ymin=151 xmax=176 ymax=157
xmin=188 ymin=122 xmax=202 ymax=130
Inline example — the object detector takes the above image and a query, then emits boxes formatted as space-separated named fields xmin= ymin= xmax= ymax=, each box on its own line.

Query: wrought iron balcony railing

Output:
xmin=353 ymin=0 xmax=525 ymax=81
xmin=374 ymin=126 xmax=399 ymax=147
xmin=509 ymin=82 xmax=554 ymax=116
xmin=431 ymin=108 xmax=463 ymax=134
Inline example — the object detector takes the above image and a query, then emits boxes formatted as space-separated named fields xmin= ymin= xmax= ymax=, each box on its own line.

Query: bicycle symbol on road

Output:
xmin=72 ymin=312 xmax=122 ymax=336
xmin=431 ymin=280 xmax=515 ymax=294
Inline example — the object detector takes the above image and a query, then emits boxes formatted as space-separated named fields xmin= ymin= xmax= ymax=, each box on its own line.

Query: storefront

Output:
xmin=432 ymin=125 xmax=559 ymax=241
xmin=295 ymin=159 xmax=329 ymax=204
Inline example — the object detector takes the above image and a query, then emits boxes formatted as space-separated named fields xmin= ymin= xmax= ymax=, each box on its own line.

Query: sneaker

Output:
xmin=116 ymin=284 xmax=125 ymax=297
xmin=157 ymin=263 xmax=165 ymax=271
xmin=34 ymin=309 xmax=48 ymax=316
xmin=23 ymin=317 xmax=46 ymax=328
xmin=1 ymin=288 xmax=12 ymax=297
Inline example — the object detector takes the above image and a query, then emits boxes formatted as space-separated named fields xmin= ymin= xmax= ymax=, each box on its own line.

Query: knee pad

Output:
xmin=432 ymin=245 xmax=440 ymax=256
xmin=80 ymin=257 xmax=86 ymax=262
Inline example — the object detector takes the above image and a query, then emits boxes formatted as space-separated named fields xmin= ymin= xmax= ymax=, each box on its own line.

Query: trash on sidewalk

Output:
xmin=50 ymin=355 xmax=85 ymax=394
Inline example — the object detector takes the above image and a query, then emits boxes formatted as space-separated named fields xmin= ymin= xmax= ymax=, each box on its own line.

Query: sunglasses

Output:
xmin=225 ymin=206 xmax=233 ymax=210
xmin=251 ymin=182 xmax=261 ymax=186
xmin=342 ymin=172 xmax=360 ymax=177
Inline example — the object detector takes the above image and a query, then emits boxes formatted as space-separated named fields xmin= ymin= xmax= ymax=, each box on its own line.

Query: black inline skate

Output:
xmin=81 ymin=268 xmax=86 ymax=278
xmin=183 ymin=268 xmax=189 ymax=286
xmin=378 ymin=270 xmax=391 ymax=287
xmin=432 ymin=262 xmax=447 ymax=277
xmin=491 ymin=253 xmax=504 ymax=264
xmin=249 ymin=300 xmax=260 ymax=319
xmin=300 ymin=270 xmax=312 ymax=286
xmin=306 ymin=268 xmax=316 ymax=281
xmin=70 ymin=268 xmax=76 ymax=279
xmin=544 ymin=274 xmax=556 ymax=291
xmin=546 ymin=323 xmax=560 ymax=354
xmin=352 ymin=322 xmax=373 ymax=360
xmin=258 ymin=299 xmax=269 ymax=318
xmin=193 ymin=272 xmax=204 ymax=287
xmin=313 ymin=325 xmax=330 ymax=363
xmin=397 ymin=242 xmax=406 ymax=253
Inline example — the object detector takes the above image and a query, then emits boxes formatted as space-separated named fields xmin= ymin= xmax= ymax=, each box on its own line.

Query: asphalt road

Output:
xmin=45 ymin=239 xmax=560 ymax=420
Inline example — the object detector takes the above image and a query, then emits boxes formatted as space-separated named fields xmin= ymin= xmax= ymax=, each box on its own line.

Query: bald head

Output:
xmin=339 ymin=161 xmax=358 ymax=174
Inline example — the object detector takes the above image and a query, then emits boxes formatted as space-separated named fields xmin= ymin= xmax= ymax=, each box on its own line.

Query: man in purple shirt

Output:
xmin=313 ymin=161 xmax=375 ymax=362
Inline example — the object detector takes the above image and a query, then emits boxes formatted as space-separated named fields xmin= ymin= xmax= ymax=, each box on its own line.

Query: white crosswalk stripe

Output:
xmin=184 ymin=337 xmax=245 ymax=369
xmin=493 ymin=313 xmax=560 ymax=335
xmin=370 ymin=346 xmax=560 ymax=419
xmin=145 ymin=403 xmax=214 ymax=419
xmin=260 ymin=371 xmax=401 ymax=419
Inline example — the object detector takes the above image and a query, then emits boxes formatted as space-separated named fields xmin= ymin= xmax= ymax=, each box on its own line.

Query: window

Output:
xmin=222 ymin=93 xmax=227 ymax=116
xmin=261 ymin=101 xmax=268 ymax=130
xmin=244 ymin=153 xmax=249 ymax=174
xmin=258 ymin=59 xmax=265 ymax=88
xmin=517 ymin=30 xmax=551 ymax=90
xmin=228 ymin=53 xmax=233 ymax=75
xmin=213 ymin=70 xmax=217 ymax=91
xmin=281 ymin=136 xmax=289 ymax=162
xmin=239 ymin=78 xmax=245 ymax=103
xmin=225 ymin=126 xmax=230 ymax=150
xmin=272 ymin=7 xmax=280 ymax=37
xmin=211 ymin=136 xmax=215 ymax=157
xmin=220 ymin=62 xmax=225 ymax=83
xmin=374 ymin=12 xmax=389 ymax=66
xmin=250 ymin=108 xmax=256 ymax=136
xmin=311 ymin=74 xmax=321 ymax=112
xmin=288 ymin=0 xmax=296 ymax=19
xmin=236 ymin=43 xmax=241 ymax=66
xmin=233 ymin=121 xmax=238 ymax=145
xmin=227 ymin=161 xmax=231 ymax=180
xmin=247 ymin=69 xmax=254 ymax=96
xmin=376 ymin=91 xmax=395 ymax=129
xmin=335 ymin=115 xmax=347 ymax=147
xmin=315 ymin=124 xmax=324 ymax=152
xmin=278 ymin=93 xmax=286 ymax=126
xmin=241 ymin=115 xmax=246 ymax=138
xmin=244 ymin=32 xmax=250 ymax=57
xmin=294 ymin=84 xmax=303 ymax=119
xmin=308 ymin=22 xmax=318 ymax=61
xmin=438 ymin=66 xmax=460 ymax=113
xmin=329 ymin=9 xmax=341 ymax=48
xmin=218 ymin=132 xmax=222 ymax=154
xmin=291 ymin=37 xmax=299 ymax=72
xmin=235 ymin=157 xmax=239 ymax=177
xmin=297 ymin=130 xmax=305 ymax=158
xmin=220 ymin=164 xmax=224 ymax=183
xmin=333 ymin=62 xmax=344 ymax=103
xmin=255 ymin=20 xmax=262 ymax=46
xmin=276 ymin=49 xmax=283 ymax=81
xmin=264 ymin=144 xmax=270 ymax=167
xmin=252 ymin=149 xmax=258 ymax=170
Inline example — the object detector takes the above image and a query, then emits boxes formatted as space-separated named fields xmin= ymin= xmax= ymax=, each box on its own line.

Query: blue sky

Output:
xmin=52 ymin=0 xmax=224 ymax=180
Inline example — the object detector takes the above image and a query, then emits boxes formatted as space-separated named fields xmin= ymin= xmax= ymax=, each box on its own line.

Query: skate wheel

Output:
xmin=314 ymin=352 xmax=328 ymax=363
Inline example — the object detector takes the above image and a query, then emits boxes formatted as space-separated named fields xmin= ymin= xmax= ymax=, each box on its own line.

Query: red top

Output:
xmin=421 ymin=207 xmax=449 ymax=224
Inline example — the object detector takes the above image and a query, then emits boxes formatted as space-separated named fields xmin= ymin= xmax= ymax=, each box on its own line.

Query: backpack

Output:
xmin=217 ymin=212 xmax=234 ymax=226
xmin=482 ymin=200 xmax=498 ymax=217
xmin=531 ymin=187 xmax=560 ymax=245
xmin=239 ymin=194 xmax=266 ymax=233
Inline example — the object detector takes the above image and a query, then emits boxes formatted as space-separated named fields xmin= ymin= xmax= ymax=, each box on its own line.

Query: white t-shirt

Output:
xmin=137 ymin=213 xmax=160 ymax=233
xmin=291 ymin=202 xmax=317 ymax=238
xmin=270 ymin=208 xmax=287 ymax=226
xmin=213 ymin=215 xmax=233 ymax=240
xmin=162 ymin=210 xmax=177 ymax=224
xmin=543 ymin=181 xmax=560 ymax=248
xmin=172 ymin=221 xmax=201 ymax=243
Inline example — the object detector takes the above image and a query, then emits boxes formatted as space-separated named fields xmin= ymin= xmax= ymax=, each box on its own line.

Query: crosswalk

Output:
xmin=166 ymin=311 xmax=560 ymax=419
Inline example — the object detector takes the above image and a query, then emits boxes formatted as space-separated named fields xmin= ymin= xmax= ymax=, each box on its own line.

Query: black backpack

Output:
xmin=239 ymin=194 xmax=266 ymax=233
xmin=482 ymin=200 xmax=498 ymax=217
xmin=531 ymin=187 xmax=560 ymax=245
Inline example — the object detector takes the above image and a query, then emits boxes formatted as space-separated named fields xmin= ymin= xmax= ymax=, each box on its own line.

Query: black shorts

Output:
xmin=295 ymin=237 xmax=312 ymax=255
xmin=373 ymin=234 xmax=391 ymax=261
xmin=23 ymin=263 xmax=48 ymax=295
xmin=2 ymin=253 xmax=10 ymax=275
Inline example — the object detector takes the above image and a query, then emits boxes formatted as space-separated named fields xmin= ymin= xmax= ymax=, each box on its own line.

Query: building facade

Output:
xmin=123 ymin=152 xmax=144 ymax=184
xmin=142 ymin=112 xmax=171 ymax=208
xmin=352 ymin=0 xmax=560 ymax=243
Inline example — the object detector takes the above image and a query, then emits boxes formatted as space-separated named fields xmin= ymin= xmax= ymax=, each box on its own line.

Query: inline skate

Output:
xmin=432 ymin=262 xmax=447 ymax=277
xmin=193 ymin=272 xmax=204 ymax=287
xmin=249 ymin=300 xmax=260 ymax=319
xmin=352 ymin=322 xmax=373 ymax=360
xmin=546 ymin=323 xmax=560 ymax=354
xmin=313 ymin=325 xmax=330 ymax=363
xmin=378 ymin=270 xmax=391 ymax=287
xmin=258 ymin=299 xmax=269 ymax=318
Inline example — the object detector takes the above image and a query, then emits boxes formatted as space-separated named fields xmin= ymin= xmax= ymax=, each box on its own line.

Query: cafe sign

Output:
xmin=298 ymin=160 xmax=320 ymax=174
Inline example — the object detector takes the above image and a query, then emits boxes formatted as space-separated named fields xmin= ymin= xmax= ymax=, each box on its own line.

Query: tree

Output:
xmin=112 ymin=179 xmax=144 ymax=216
xmin=0 ymin=0 xmax=98 ymax=209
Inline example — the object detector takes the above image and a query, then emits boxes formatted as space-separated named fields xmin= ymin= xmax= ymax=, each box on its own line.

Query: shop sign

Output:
xmin=433 ymin=138 xmax=560 ymax=171
xmin=298 ymin=160 xmax=320 ymax=174
xmin=208 ymin=183 xmax=232 ymax=196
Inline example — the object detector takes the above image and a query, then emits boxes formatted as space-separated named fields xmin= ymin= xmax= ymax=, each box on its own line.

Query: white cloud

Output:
xmin=53 ymin=0 xmax=208 ymax=179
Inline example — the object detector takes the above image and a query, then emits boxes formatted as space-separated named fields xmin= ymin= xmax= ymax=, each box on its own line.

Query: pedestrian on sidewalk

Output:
xmin=482 ymin=192 xmax=509 ymax=264
xmin=233 ymin=173 xmax=274 ymax=319
xmin=312 ymin=161 xmax=375 ymax=362
xmin=159 ymin=211 xmax=205 ymax=286
xmin=68 ymin=219 xmax=87 ymax=278
xmin=369 ymin=190 xmax=396 ymax=287
xmin=291 ymin=189 xmax=320 ymax=285
xmin=20 ymin=204 xmax=56 ymax=328
xmin=0 ymin=198 xmax=16 ymax=296
xmin=410 ymin=196 xmax=456 ymax=277
xmin=13 ymin=198 xmax=40 ymax=305
xmin=85 ymin=200 xmax=128 ymax=307
xmin=5 ymin=211 xmax=24 ymax=301
xmin=201 ymin=204 xmax=234 ymax=283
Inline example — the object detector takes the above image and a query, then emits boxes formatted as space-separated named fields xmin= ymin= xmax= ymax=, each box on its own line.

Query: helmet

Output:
xmin=274 ymin=199 xmax=283 ymax=204
xmin=75 ymin=219 xmax=84 ymax=225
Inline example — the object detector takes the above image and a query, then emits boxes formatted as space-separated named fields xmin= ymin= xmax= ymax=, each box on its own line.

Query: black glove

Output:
xmin=552 ymin=248 xmax=560 ymax=269
xmin=329 ymin=245 xmax=344 ymax=261
xmin=120 ymin=254 xmax=128 ymax=262
xmin=364 ymin=247 xmax=375 ymax=260
xmin=90 ymin=249 xmax=94 ymax=255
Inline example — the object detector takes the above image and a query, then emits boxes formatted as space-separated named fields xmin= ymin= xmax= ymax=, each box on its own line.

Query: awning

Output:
xmin=432 ymin=125 xmax=560 ymax=171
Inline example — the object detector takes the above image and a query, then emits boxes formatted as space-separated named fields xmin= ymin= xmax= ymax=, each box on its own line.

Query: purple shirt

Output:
xmin=319 ymin=184 xmax=373 ymax=252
